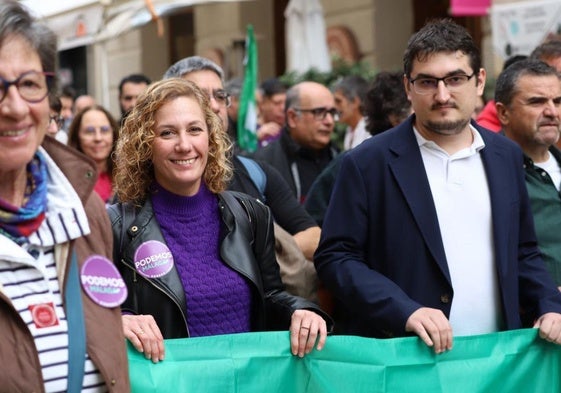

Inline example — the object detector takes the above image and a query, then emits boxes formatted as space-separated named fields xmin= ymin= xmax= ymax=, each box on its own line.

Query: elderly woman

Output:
xmin=68 ymin=105 xmax=119 ymax=203
xmin=0 ymin=1 xmax=129 ymax=392
xmin=108 ymin=78 xmax=332 ymax=363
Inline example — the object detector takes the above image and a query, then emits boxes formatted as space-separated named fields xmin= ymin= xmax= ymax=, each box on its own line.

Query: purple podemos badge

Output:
xmin=133 ymin=241 xmax=174 ymax=279
xmin=80 ymin=256 xmax=127 ymax=308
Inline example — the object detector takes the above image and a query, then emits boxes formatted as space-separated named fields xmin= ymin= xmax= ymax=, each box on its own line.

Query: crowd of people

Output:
xmin=3 ymin=0 xmax=561 ymax=390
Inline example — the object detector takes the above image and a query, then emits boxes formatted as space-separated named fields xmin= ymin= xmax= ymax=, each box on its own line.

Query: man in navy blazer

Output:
xmin=315 ymin=19 xmax=561 ymax=354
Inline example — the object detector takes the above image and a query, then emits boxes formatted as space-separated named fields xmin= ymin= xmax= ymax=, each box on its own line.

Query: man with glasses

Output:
xmin=315 ymin=19 xmax=561 ymax=352
xmin=254 ymin=81 xmax=339 ymax=203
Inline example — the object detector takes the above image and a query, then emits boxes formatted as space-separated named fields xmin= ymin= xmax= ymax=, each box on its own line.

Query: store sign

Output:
xmin=491 ymin=0 xmax=561 ymax=59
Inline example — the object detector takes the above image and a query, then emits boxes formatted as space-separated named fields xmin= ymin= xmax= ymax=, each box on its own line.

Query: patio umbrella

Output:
xmin=284 ymin=0 xmax=331 ymax=74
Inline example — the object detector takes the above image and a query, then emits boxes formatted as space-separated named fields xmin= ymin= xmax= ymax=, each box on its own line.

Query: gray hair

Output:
xmin=331 ymin=75 xmax=368 ymax=103
xmin=495 ymin=59 xmax=561 ymax=107
xmin=530 ymin=40 xmax=561 ymax=63
xmin=0 ymin=0 xmax=57 ymax=91
xmin=285 ymin=84 xmax=301 ymax=113
xmin=163 ymin=56 xmax=224 ymax=81
xmin=225 ymin=77 xmax=243 ymax=98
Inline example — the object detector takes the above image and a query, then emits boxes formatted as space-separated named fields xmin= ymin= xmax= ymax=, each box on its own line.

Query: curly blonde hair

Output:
xmin=114 ymin=78 xmax=232 ymax=205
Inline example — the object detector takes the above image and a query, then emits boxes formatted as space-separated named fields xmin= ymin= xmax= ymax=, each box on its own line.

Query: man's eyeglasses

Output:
xmin=0 ymin=71 xmax=55 ymax=103
xmin=294 ymin=107 xmax=340 ymax=121
xmin=49 ymin=114 xmax=64 ymax=129
xmin=408 ymin=73 xmax=476 ymax=95
xmin=204 ymin=89 xmax=231 ymax=108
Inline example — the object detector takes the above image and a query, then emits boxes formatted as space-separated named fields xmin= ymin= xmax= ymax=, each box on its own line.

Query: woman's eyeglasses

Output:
xmin=0 ymin=71 xmax=55 ymax=103
xmin=80 ymin=125 xmax=112 ymax=138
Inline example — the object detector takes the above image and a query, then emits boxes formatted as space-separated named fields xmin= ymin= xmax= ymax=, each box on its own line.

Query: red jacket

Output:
xmin=476 ymin=100 xmax=501 ymax=132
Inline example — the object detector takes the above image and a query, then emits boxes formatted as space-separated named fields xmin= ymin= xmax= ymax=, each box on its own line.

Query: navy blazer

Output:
xmin=315 ymin=115 xmax=561 ymax=338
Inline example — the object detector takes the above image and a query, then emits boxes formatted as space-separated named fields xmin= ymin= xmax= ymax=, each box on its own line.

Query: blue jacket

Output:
xmin=315 ymin=115 xmax=561 ymax=338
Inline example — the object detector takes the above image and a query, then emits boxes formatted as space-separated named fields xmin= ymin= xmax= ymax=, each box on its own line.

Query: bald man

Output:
xmin=254 ymin=81 xmax=339 ymax=203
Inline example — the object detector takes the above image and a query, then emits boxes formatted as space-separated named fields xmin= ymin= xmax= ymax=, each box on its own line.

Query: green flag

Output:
xmin=237 ymin=25 xmax=258 ymax=152
xmin=128 ymin=329 xmax=561 ymax=393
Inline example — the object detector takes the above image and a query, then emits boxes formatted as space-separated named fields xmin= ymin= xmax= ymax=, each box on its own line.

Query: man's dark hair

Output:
xmin=48 ymin=93 xmax=61 ymax=113
xmin=364 ymin=71 xmax=411 ymax=136
xmin=118 ymin=73 xmax=151 ymax=96
xmin=403 ymin=19 xmax=481 ymax=79
xmin=60 ymin=85 xmax=76 ymax=100
xmin=530 ymin=40 xmax=561 ymax=63
xmin=260 ymin=78 xmax=287 ymax=99
xmin=495 ymin=59 xmax=560 ymax=107
xmin=503 ymin=55 xmax=528 ymax=71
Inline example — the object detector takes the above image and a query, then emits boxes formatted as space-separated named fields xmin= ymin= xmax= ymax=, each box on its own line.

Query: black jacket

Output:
xmin=253 ymin=128 xmax=338 ymax=202
xmin=108 ymin=191 xmax=331 ymax=339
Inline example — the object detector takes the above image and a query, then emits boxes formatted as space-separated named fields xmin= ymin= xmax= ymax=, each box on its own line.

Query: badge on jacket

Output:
xmin=80 ymin=255 xmax=128 ymax=308
xmin=133 ymin=240 xmax=174 ymax=279
xmin=29 ymin=302 xmax=59 ymax=328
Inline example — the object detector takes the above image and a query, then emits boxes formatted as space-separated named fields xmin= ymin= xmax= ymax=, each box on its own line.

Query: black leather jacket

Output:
xmin=108 ymin=191 xmax=331 ymax=338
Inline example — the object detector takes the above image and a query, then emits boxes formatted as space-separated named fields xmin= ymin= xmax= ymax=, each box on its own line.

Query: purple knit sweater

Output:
xmin=151 ymin=182 xmax=252 ymax=337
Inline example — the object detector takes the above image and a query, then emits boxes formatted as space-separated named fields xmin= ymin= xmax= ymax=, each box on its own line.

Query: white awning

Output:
xmin=97 ymin=0 xmax=248 ymax=42
xmin=22 ymin=0 xmax=104 ymax=51
xmin=21 ymin=0 xmax=102 ymax=18
xmin=22 ymin=0 xmax=249 ymax=51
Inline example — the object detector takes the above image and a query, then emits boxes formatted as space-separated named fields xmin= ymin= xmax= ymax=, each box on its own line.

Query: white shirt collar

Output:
xmin=413 ymin=124 xmax=485 ymax=158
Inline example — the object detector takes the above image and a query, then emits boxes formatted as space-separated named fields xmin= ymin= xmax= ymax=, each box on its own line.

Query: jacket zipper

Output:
xmin=127 ymin=262 xmax=190 ymax=337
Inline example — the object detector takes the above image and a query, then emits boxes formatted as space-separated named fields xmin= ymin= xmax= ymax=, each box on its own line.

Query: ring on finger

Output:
xmin=301 ymin=326 xmax=310 ymax=330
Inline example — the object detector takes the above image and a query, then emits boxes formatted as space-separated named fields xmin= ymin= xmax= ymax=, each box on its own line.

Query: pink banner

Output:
xmin=450 ymin=0 xmax=490 ymax=16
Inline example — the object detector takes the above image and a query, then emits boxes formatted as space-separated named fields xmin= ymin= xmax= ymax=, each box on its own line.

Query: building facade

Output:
xmin=33 ymin=0 xmax=542 ymax=119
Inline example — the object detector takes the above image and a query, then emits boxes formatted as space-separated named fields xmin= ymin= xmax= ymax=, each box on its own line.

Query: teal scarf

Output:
xmin=0 ymin=152 xmax=48 ymax=245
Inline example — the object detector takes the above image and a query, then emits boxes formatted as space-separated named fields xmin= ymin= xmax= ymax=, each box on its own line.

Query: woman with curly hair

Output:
xmin=109 ymin=78 xmax=331 ymax=364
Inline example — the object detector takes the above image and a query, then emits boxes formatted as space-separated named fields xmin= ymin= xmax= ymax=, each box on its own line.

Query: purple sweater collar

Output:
xmin=150 ymin=182 xmax=216 ymax=216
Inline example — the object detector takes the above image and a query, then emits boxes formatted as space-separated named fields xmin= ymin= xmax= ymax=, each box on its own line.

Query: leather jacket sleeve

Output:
xmin=227 ymin=192 xmax=333 ymax=331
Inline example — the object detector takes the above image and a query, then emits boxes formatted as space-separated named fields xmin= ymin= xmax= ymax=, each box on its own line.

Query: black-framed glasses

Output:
xmin=294 ymin=107 xmax=340 ymax=121
xmin=49 ymin=114 xmax=64 ymax=129
xmin=203 ymin=89 xmax=231 ymax=108
xmin=408 ymin=73 xmax=476 ymax=95
xmin=0 ymin=71 xmax=55 ymax=103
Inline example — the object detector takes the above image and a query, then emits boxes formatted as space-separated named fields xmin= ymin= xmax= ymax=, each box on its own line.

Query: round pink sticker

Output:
xmin=133 ymin=241 xmax=174 ymax=279
xmin=80 ymin=256 xmax=127 ymax=308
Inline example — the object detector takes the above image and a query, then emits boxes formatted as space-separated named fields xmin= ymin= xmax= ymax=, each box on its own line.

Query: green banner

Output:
xmin=128 ymin=329 xmax=561 ymax=392
xmin=237 ymin=24 xmax=258 ymax=153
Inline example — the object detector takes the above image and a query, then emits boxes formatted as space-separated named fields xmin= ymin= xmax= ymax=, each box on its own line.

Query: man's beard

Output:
xmin=425 ymin=118 xmax=470 ymax=136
